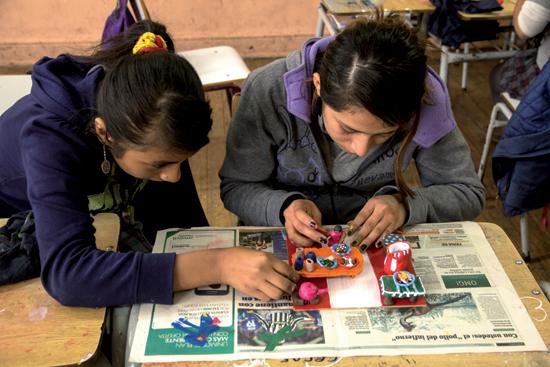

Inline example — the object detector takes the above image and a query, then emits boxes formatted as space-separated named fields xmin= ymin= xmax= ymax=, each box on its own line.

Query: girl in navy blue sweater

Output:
xmin=0 ymin=20 xmax=297 ymax=307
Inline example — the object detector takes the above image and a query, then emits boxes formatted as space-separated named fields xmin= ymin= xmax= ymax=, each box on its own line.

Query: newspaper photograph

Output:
xmin=128 ymin=222 xmax=547 ymax=363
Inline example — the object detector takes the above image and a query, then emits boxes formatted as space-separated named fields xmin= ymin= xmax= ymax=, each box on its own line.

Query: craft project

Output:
xmin=292 ymin=282 xmax=328 ymax=305
xmin=383 ymin=240 xmax=413 ymax=274
xmin=378 ymin=235 xmax=425 ymax=305
xmin=290 ymin=243 xmax=363 ymax=278
xmin=287 ymin=230 xmax=427 ymax=310
xmin=327 ymin=225 xmax=344 ymax=245
xmin=379 ymin=270 xmax=426 ymax=305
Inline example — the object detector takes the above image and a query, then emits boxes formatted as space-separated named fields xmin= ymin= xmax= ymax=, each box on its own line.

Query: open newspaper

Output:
xmin=129 ymin=222 xmax=547 ymax=363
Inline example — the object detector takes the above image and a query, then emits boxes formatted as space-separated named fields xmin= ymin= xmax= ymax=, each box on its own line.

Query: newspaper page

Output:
xmin=129 ymin=222 xmax=547 ymax=363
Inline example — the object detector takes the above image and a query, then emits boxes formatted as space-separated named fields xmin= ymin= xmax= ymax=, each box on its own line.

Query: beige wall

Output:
xmin=0 ymin=0 xmax=319 ymax=66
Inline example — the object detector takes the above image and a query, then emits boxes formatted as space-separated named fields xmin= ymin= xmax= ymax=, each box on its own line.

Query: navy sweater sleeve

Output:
xmin=21 ymin=120 xmax=176 ymax=307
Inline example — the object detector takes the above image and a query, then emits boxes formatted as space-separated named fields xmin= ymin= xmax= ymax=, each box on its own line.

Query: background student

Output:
xmin=0 ymin=20 xmax=297 ymax=306
xmin=490 ymin=0 xmax=550 ymax=102
xmin=220 ymin=14 xmax=485 ymax=248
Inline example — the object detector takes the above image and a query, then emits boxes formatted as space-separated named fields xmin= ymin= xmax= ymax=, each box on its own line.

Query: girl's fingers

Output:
xmin=287 ymin=223 xmax=315 ymax=247
xmin=272 ymin=259 xmax=300 ymax=283
xmin=363 ymin=220 xmax=392 ymax=247
xmin=267 ymin=269 xmax=297 ymax=295
xmin=244 ymin=286 xmax=274 ymax=302
xmin=354 ymin=206 xmax=384 ymax=244
xmin=291 ymin=207 xmax=327 ymax=245
xmin=348 ymin=202 xmax=375 ymax=238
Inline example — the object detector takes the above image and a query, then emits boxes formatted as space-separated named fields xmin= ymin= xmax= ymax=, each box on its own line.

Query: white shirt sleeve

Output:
xmin=517 ymin=1 xmax=550 ymax=38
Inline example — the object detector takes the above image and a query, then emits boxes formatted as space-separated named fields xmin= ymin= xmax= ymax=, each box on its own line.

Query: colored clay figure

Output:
xmin=379 ymin=271 xmax=425 ymax=306
xmin=383 ymin=241 xmax=413 ymax=275
xmin=317 ymin=255 xmax=338 ymax=268
xmin=327 ymin=225 xmax=344 ymax=245
xmin=305 ymin=258 xmax=315 ymax=272
xmin=394 ymin=270 xmax=415 ymax=286
xmin=295 ymin=282 xmax=328 ymax=305
xmin=305 ymin=251 xmax=317 ymax=262
xmin=294 ymin=256 xmax=304 ymax=271
xmin=330 ymin=243 xmax=351 ymax=257
xmin=381 ymin=233 xmax=406 ymax=247
xmin=339 ymin=256 xmax=358 ymax=268
xmin=290 ymin=246 xmax=364 ymax=278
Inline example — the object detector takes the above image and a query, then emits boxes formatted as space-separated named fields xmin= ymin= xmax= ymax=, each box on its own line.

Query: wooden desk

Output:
xmin=132 ymin=222 xmax=549 ymax=367
xmin=0 ymin=213 xmax=120 ymax=366
xmin=457 ymin=0 xmax=516 ymax=21
xmin=436 ymin=0 xmax=518 ymax=88
xmin=316 ymin=0 xmax=435 ymax=36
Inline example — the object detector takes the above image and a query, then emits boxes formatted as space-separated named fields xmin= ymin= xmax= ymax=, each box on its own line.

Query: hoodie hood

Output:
xmin=31 ymin=55 xmax=104 ymax=123
xmin=282 ymin=37 xmax=456 ymax=148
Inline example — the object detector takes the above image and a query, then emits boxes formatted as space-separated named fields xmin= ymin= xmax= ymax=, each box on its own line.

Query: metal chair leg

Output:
xmin=520 ymin=213 xmax=530 ymax=262
xmin=461 ymin=43 xmax=470 ymax=90
xmin=478 ymin=102 xmax=513 ymax=180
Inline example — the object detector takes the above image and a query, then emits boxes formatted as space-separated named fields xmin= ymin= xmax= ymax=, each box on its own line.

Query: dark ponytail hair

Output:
xmin=317 ymin=12 xmax=427 ymax=198
xmin=78 ymin=20 xmax=212 ymax=157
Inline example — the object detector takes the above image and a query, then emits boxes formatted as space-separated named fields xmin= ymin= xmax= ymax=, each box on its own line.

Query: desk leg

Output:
xmin=509 ymin=31 xmax=516 ymax=51
xmin=461 ymin=43 xmax=470 ymax=90
xmin=112 ymin=306 xmax=131 ymax=367
xmin=520 ymin=213 xmax=530 ymax=262
xmin=125 ymin=305 xmax=142 ymax=367
xmin=420 ymin=13 xmax=429 ymax=34
xmin=316 ymin=6 xmax=325 ymax=37
xmin=439 ymin=45 xmax=449 ymax=84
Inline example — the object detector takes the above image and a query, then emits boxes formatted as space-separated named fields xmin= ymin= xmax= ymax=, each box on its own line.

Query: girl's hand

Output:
xmin=218 ymin=247 xmax=299 ymax=301
xmin=283 ymin=199 xmax=329 ymax=247
xmin=348 ymin=194 xmax=407 ymax=249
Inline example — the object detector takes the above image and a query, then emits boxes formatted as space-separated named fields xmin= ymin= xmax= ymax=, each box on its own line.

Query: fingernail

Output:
xmin=320 ymin=237 xmax=328 ymax=245
xmin=360 ymin=244 xmax=368 ymax=252
xmin=351 ymin=240 xmax=358 ymax=246
xmin=309 ymin=221 xmax=317 ymax=229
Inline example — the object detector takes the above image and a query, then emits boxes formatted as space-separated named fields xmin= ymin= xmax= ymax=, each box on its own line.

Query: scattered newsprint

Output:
xmin=129 ymin=222 xmax=547 ymax=362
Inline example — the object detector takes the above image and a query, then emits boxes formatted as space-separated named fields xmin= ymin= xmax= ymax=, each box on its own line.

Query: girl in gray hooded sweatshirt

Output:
xmin=220 ymin=14 xmax=485 ymax=249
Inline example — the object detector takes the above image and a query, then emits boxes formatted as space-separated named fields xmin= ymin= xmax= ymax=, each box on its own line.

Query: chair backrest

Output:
xmin=0 ymin=75 xmax=32 ymax=115
xmin=129 ymin=0 xmax=151 ymax=21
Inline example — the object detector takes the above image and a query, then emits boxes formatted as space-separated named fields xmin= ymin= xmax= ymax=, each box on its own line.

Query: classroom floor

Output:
xmin=1 ymin=46 xmax=548 ymax=290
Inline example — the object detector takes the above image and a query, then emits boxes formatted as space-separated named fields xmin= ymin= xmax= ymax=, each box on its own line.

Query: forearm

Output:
xmin=172 ymin=249 xmax=224 ymax=291
xmin=406 ymin=183 xmax=485 ymax=225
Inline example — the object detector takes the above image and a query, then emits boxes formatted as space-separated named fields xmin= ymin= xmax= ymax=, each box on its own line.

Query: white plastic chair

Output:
xmin=0 ymin=75 xmax=32 ymax=114
xmin=129 ymin=0 xmax=250 ymax=114
xmin=477 ymin=102 xmax=513 ymax=180
xmin=478 ymin=92 xmax=531 ymax=260
xmin=478 ymin=92 xmax=520 ymax=180
xmin=177 ymin=46 xmax=250 ymax=114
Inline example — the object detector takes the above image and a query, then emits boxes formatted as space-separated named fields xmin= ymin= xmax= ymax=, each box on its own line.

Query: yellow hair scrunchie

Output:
xmin=132 ymin=32 xmax=168 ymax=55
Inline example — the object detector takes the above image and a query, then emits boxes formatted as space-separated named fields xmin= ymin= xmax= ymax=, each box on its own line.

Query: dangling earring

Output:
xmin=101 ymin=144 xmax=111 ymax=175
